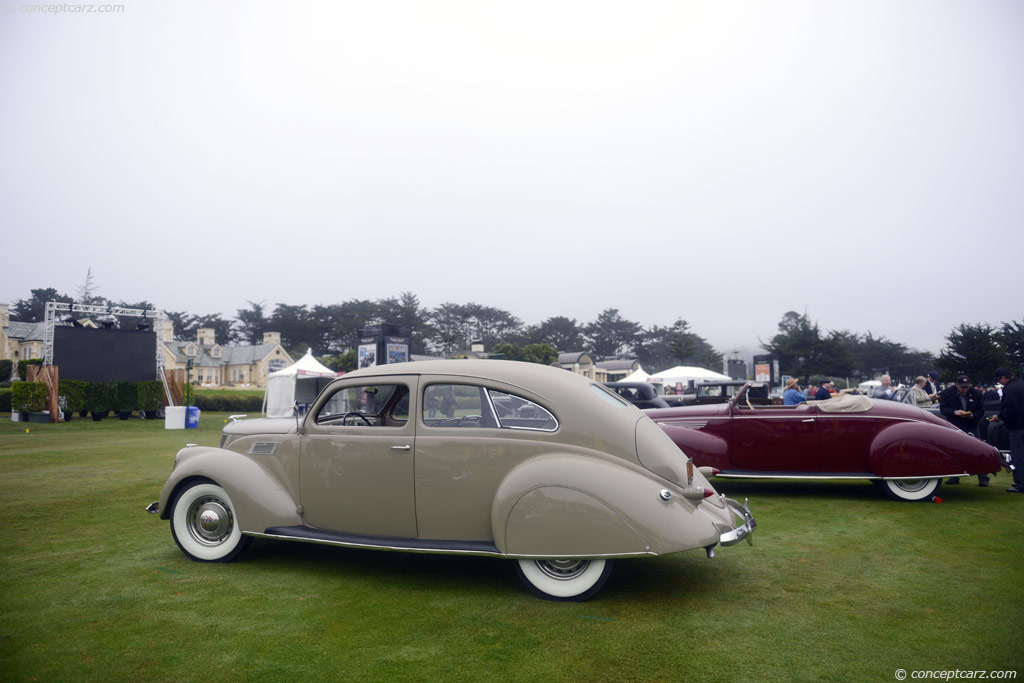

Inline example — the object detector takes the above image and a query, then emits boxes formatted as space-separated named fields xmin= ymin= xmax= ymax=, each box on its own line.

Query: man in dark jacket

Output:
xmin=814 ymin=381 xmax=832 ymax=401
xmin=939 ymin=375 xmax=988 ymax=485
xmin=990 ymin=367 xmax=1024 ymax=493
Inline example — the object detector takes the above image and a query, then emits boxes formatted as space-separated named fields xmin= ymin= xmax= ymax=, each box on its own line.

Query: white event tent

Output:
xmin=263 ymin=349 xmax=342 ymax=418
xmin=620 ymin=368 xmax=650 ymax=383
xmin=647 ymin=366 xmax=732 ymax=392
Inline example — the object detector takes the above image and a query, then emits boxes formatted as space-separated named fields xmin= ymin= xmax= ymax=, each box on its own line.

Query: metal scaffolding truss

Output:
xmin=42 ymin=301 xmax=166 ymax=381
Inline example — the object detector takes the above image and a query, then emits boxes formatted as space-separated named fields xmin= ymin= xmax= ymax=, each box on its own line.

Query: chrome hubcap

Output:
xmin=893 ymin=479 xmax=929 ymax=492
xmin=188 ymin=497 xmax=232 ymax=546
xmin=536 ymin=559 xmax=589 ymax=581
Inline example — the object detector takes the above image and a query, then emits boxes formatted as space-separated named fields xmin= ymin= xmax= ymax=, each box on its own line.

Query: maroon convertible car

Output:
xmin=646 ymin=382 xmax=1001 ymax=502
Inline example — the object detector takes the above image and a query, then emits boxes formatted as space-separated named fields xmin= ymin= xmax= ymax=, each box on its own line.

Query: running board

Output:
xmin=257 ymin=526 xmax=503 ymax=556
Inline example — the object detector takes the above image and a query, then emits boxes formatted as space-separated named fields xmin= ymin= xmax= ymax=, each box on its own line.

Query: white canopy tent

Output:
xmin=647 ymin=366 xmax=732 ymax=393
xmin=620 ymin=368 xmax=651 ymax=383
xmin=263 ymin=349 xmax=342 ymax=418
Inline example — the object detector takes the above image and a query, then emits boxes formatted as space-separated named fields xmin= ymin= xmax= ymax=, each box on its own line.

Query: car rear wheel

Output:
xmin=880 ymin=477 xmax=942 ymax=502
xmin=170 ymin=479 xmax=251 ymax=562
xmin=515 ymin=558 xmax=613 ymax=601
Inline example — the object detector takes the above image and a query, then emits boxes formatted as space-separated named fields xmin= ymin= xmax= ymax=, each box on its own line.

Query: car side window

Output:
xmin=316 ymin=384 xmax=407 ymax=426
xmin=422 ymin=384 xmax=496 ymax=428
xmin=488 ymin=389 xmax=558 ymax=431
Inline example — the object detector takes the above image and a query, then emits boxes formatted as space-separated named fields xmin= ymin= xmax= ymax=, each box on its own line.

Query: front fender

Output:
xmin=158 ymin=447 xmax=302 ymax=533
xmin=491 ymin=453 xmax=723 ymax=558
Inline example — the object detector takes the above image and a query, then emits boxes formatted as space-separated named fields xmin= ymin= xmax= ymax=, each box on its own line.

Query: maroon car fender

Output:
xmin=656 ymin=424 xmax=730 ymax=471
xmin=868 ymin=423 xmax=970 ymax=478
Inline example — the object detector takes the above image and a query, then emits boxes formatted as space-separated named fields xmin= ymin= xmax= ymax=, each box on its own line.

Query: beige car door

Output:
xmin=299 ymin=377 xmax=418 ymax=538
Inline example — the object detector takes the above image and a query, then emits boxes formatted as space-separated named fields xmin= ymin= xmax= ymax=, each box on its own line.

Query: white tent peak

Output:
xmin=272 ymin=348 xmax=338 ymax=378
xmin=263 ymin=349 xmax=342 ymax=417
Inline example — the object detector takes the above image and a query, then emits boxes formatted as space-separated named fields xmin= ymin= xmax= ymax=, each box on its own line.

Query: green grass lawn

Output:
xmin=1 ymin=413 xmax=1021 ymax=682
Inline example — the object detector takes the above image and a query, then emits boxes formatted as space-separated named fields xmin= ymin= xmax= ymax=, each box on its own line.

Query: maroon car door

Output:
xmin=721 ymin=402 xmax=819 ymax=472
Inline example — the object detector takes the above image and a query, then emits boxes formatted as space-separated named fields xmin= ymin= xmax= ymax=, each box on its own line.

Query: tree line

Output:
xmin=8 ymin=286 xmax=1022 ymax=383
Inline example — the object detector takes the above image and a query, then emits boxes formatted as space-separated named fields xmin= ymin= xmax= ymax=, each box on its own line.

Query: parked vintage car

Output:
xmin=692 ymin=380 xmax=769 ymax=405
xmin=147 ymin=360 xmax=755 ymax=601
xmin=602 ymin=381 xmax=671 ymax=409
xmin=646 ymin=381 xmax=1002 ymax=502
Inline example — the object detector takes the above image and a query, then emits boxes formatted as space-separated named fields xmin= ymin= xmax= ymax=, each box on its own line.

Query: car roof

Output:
xmin=340 ymin=359 xmax=593 ymax=399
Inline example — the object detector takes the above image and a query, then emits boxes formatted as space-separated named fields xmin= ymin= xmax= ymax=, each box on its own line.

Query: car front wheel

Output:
xmin=170 ymin=479 xmax=251 ymax=562
xmin=515 ymin=558 xmax=613 ymax=601
xmin=880 ymin=477 xmax=942 ymax=502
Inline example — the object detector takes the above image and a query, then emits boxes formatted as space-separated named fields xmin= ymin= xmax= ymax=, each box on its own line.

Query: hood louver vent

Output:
xmin=249 ymin=442 xmax=279 ymax=455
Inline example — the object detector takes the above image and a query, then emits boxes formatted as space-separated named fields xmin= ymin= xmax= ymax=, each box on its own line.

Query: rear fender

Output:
xmin=491 ymin=453 xmax=723 ymax=558
xmin=159 ymin=447 xmax=302 ymax=532
xmin=657 ymin=424 xmax=730 ymax=470
xmin=868 ymin=423 xmax=963 ymax=478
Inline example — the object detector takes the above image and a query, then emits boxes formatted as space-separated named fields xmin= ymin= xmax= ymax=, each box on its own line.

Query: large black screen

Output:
xmin=53 ymin=327 xmax=157 ymax=382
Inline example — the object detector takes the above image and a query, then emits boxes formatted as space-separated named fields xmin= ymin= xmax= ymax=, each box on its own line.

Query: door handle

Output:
xmin=801 ymin=419 xmax=814 ymax=423
xmin=391 ymin=445 xmax=411 ymax=450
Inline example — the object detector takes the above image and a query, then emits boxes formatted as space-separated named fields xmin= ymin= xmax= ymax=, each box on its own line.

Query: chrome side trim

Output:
xmin=714 ymin=472 xmax=967 ymax=480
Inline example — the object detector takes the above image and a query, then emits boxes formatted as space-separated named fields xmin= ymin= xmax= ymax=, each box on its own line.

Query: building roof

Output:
xmin=596 ymin=359 xmax=640 ymax=371
xmin=3 ymin=321 xmax=46 ymax=341
xmin=164 ymin=341 xmax=283 ymax=367
xmin=558 ymin=352 xmax=593 ymax=364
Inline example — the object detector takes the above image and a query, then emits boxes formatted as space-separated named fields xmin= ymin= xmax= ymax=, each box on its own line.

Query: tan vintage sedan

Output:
xmin=147 ymin=360 xmax=755 ymax=601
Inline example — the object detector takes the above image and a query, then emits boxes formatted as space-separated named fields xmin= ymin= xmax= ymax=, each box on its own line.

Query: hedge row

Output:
xmin=7 ymin=380 xmax=166 ymax=414
xmin=0 ymin=388 xmax=10 ymax=413
xmin=192 ymin=394 xmax=264 ymax=412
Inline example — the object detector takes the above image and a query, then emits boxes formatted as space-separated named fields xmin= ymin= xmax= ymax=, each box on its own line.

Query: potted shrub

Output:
xmin=115 ymin=381 xmax=138 ymax=419
xmin=138 ymin=380 xmax=164 ymax=419
xmin=60 ymin=380 xmax=87 ymax=420
xmin=85 ymin=382 xmax=112 ymax=420
xmin=13 ymin=381 xmax=50 ymax=423
xmin=10 ymin=381 xmax=30 ymax=422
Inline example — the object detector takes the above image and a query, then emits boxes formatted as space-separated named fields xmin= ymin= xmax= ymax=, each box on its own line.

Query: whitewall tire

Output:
xmin=170 ymin=479 xmax=251 ymax=562
xmin=881 ymin=477 xmax=942 ymax=502
xmin=515 ymin=558 xmax=613 ymax=601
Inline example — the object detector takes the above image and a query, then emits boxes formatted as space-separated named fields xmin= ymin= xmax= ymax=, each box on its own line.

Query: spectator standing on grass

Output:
xmin=784 ymin=377 xmax=805 ymax=405
xmin=909 ymin=376 xmax=934 ymax=407
xmin=925 ymin=371 xmax=940 ymax=397
xmin=990 ymin=367 xmax=1024 ymax=494
xmin=939 ymin=375 xmax=989 ymax=486
xmin=814 ymin=381 xmax=832 ymax=401
xmin=872 ymin=375 xmax=895 ymax=400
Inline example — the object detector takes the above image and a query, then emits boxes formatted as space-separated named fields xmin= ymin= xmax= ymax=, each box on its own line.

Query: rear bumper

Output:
xmin=718 ymin=497 xmax=756 ymax=546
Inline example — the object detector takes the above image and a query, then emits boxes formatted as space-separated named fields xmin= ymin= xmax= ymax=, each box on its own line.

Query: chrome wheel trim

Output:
xmin=187 ymin=496 xmax=233 ymax=546
xmin=891 ymin=478 xmax=930 ymax=492
xmin=535 ymin=559 xmax=590 ymax=581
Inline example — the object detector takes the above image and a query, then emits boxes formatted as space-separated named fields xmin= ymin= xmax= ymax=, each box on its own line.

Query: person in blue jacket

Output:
xmin=814 ymin=381 xmax=833 ymax=401
xmin=783 ymin=377 xmax=805 ymax=405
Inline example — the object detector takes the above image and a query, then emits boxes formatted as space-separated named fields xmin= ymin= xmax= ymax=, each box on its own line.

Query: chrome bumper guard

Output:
xmin=718 ymin=497 xmax=756 ymax=546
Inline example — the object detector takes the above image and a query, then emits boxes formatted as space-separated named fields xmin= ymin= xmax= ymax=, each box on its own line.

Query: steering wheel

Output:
xmin=342 ymin=411 xmax=372 ymax=426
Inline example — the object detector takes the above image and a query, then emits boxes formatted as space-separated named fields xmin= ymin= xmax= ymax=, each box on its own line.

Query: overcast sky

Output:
xmin=2 ymin=0 xmax=1021 ymax=359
